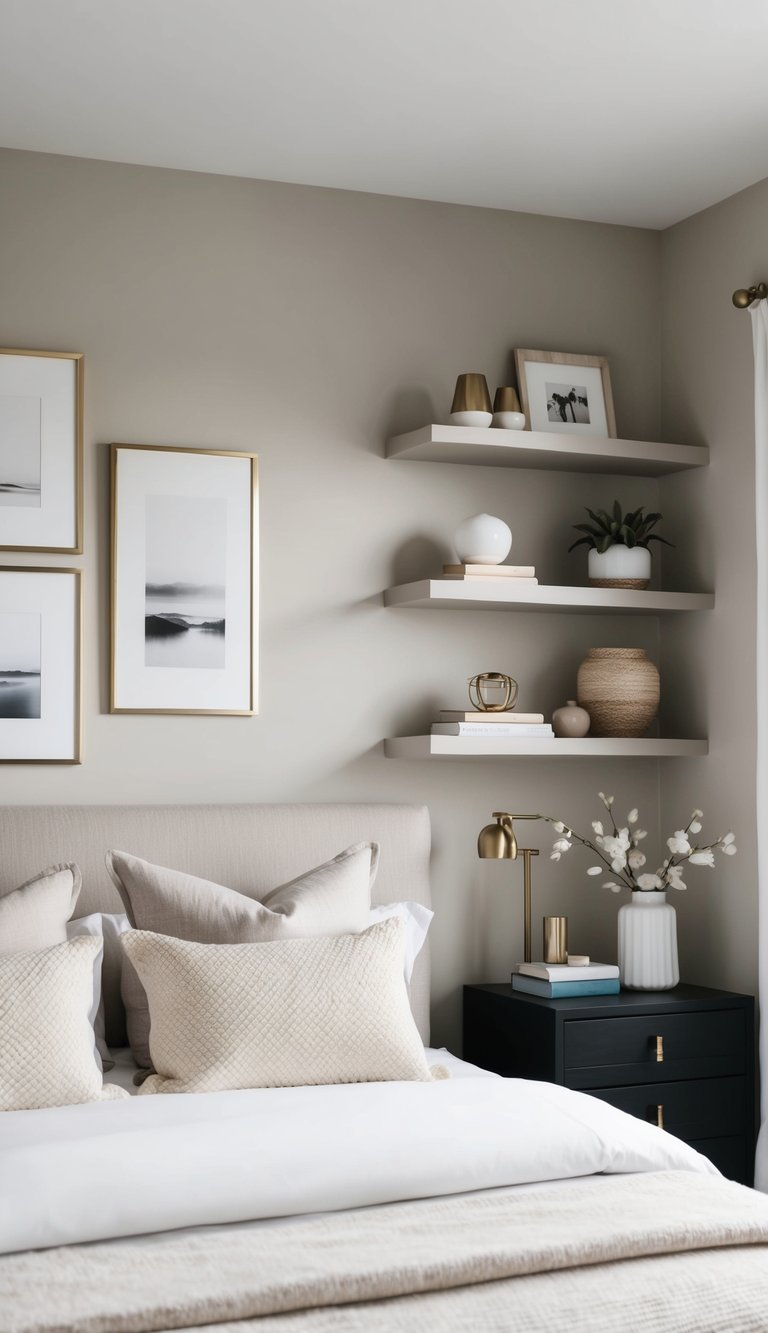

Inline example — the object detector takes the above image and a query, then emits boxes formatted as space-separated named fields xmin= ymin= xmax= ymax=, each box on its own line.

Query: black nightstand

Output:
xmin=463 ymin=983 xmax=755 ymax=1185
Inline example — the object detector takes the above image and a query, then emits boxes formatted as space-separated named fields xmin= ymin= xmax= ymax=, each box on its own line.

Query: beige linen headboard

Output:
xmin=0 ymin=803 xmax=432 ymax=1046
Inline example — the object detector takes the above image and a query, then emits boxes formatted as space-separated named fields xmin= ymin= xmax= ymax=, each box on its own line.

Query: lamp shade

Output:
xmin=477 ymin=817 xmax=516 ymax=859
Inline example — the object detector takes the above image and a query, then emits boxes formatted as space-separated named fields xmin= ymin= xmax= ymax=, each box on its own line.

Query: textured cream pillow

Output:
xmin=0 ymin=864 xmax=81 ymax=955
xmin=0 ymin=937 xmax=129 ymax=1112
xmin=107 ymin=843 xmax=378 ymax=1069
xmin=122 ymin=917 xmax=436 ymax=1095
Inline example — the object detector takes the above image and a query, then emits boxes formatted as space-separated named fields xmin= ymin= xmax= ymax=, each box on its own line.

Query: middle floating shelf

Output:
xmin=384 ymin=580 xmax=714 ymax=615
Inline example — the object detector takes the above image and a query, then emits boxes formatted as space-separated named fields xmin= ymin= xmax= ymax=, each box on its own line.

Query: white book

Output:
xmin=431 ymin=723 xmax=554 ymax=737
xmin=517 ymin=961 xmax=620 ymax=982
xmin=439 ymin=711 xmax=545 ymax=724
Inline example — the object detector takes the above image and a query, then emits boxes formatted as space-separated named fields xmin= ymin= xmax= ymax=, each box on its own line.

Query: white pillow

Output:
xmin=122 ymin=917 xmax=441 ymax=1095
xmin=0 ymin=864 xmax=81 ymax=954
xmin=0 ymin=938 xmax=129 ymax=1111
xmin=368 ymin=901 xmax=432 ymax=983
xmin=66 ymin=912 xmax=131 ymax=1071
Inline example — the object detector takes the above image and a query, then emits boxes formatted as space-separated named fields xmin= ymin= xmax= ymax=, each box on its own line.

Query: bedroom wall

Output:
xmin=0 ymin=147 xmax=665 ymax=1046
xmin=659 ymin=178 xmax=768 ymax=999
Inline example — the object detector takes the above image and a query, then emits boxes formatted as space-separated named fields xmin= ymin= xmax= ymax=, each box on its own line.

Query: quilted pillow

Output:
xmin=0 ymin=864 xmax=81 ymax=954
xmin=0 ymin=937 xmax=129 ymax=1111
xmin=122 ymin=917 xmax=438 ymax=1095
xmin=107 ymin=843 xmax=378 ymax=1068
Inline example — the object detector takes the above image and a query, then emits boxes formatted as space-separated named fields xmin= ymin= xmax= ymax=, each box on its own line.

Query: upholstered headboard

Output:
xmin=0 ymin=803 xmax=432 ymax=1045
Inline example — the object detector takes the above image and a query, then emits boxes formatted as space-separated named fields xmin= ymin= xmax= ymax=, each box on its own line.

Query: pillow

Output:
xmin=107 ymin=843 xmax=378 ymax=1069
xmin=0 ymin=937 xmax=129 ymax=1111
xmin=66 ymin=913 xmax=131 ymax=1071
xmin=368 ymin=901 xmax=432 ymax=983
xmin=122 ymin=917 xmax=439 ymax=1095
xmin=0 ymin=864 xmax=81 ymax=954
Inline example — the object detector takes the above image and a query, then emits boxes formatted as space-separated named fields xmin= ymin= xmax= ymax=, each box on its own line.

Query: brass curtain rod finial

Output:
xmin=732 ymin=282 xmax=768 ymax=309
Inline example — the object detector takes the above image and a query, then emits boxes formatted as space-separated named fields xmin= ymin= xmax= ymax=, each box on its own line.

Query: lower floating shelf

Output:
xmin=384 ymin=736 xmax=709 ymax=759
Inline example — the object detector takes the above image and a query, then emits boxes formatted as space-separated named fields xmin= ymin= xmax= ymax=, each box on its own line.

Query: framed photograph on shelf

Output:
xmin=111 ymin=443 xmax=258 ymax=715
xmin=0 ymin=567 xmax=82 ymax=763
xmin=0 ymin=349 xmax=83 ymax=552
xmin=514 ymin=349 xmax=617 ymax=438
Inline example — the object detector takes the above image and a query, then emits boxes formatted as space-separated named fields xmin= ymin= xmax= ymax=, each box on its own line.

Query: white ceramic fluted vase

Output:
xmin=618 ymin=891 xmax=679 ymax=990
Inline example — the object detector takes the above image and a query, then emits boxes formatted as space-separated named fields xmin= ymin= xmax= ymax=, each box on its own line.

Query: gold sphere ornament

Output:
xmin=468 ymin=671 xmax=519 ymax=712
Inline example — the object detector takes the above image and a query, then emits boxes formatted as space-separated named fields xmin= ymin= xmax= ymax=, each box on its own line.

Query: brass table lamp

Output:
xmin=477 ymin=812 xmax=540 ymax=963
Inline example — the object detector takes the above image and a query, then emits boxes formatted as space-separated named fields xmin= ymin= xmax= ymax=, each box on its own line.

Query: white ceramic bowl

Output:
xmin=492 ymin=410 xmax=526 ymax=430
xmin=453 ymin=513 xmax=512 ymax=564
xmin=449 ymin=410 xmax=493 ymax=428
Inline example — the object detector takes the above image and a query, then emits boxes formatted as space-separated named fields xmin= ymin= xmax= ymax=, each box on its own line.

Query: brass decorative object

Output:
xmin=477 ymin=812 xmax=540 ymax=963
xmin=451 ymin=373 xmax=492 ymax=414
xmin=732 ymin=282 xmax=768 ymax=309
xmin=493 ymin=386 xmax=521 ymax=414
xmin=543 ymin=916 xmax=568 ymax=964
xmin=468 ymin=671 xmax=518 ymax=712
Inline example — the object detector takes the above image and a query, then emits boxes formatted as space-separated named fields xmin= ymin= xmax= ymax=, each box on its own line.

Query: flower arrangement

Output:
xmin=545 ymin=792 xmax=736 ymax=893
xmin=568 ymin=502 xmax=673 ymax=554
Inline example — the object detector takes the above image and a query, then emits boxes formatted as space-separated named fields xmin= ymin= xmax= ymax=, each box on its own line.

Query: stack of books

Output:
xmin=511 ymin=961 xmax=620 ymax=997
xmin=442 ymin=563 xmax=538 ymax=584
xmin=432 ymin=711 xmax=553 ymax=738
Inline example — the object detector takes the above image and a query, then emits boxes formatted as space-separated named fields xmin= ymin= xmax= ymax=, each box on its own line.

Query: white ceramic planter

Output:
xmin=588 ymin=545 xmax=651 ymax=587
xmin=618 ymin=891 xmax=679 ymax=990
xmin=449 ymin=410 xmax=493 ymax=428
xmin=492 ymin=410 xmax=526 ymax=430
xmin=453 ymin=513 xmax=512 ymax=564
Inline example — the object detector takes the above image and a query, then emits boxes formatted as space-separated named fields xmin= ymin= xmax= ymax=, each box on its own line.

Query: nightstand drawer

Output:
xmin=586 ymin=1075 xmax=747 ymax=1140
xmin=564 ymin=1009 xmax=745 ymax=1089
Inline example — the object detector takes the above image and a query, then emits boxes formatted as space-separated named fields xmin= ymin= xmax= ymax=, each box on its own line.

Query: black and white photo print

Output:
xmin=144 ymin=494 xmax=227 ymax=669
xmin=546 ymin=382 xmax=590 ymax=425
xmin=0 ymin=611 xmax=41 ymax=718
xmin=0 ymin=395 xmax=42 ymax=507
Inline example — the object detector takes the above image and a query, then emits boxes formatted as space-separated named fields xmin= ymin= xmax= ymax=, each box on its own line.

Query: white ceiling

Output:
xmin=2 ymin=0 xmax=768 ymax=229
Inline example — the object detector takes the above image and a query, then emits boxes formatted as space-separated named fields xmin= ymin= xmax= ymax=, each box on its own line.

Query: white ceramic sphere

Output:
xmin=449 ymin=410 xmax=493 ymax=428
xmin=453 ymin=513 xmax=512 ymax=564
xmin=492 ymin=410 xmax=527 ymax=430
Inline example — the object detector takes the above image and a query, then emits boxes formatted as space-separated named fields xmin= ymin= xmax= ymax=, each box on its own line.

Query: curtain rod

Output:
xmin=733 ymin=283 xmax=768 ymax=308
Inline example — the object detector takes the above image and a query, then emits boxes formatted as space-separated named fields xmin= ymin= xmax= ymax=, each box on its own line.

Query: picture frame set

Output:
xmin=514 ymin=348 xmax=617 ymax=439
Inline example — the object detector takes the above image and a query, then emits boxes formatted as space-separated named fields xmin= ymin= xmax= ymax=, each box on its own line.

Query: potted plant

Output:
xmin=568 ymin=501 xmax=673 ymax=589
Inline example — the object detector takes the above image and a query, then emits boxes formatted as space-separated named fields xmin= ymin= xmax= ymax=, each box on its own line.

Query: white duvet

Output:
xmin=0 ymin=1050 xmax=716 ymax=1256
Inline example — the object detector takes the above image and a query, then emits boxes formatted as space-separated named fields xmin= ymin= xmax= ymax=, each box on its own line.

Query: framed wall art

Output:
xmin=0 ymin=567 xmax=82 ymax=763
xmin=110 ymin=443 xmax=258 ymax=715
xmin=514 ymin=349 xmax=617 ymax=438
xmin=0 ymin=349 xmax=83 ymax=552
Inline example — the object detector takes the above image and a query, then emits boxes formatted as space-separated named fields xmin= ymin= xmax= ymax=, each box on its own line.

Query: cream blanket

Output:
xmin=3 ymin=1171 xmax=768 ymax=1333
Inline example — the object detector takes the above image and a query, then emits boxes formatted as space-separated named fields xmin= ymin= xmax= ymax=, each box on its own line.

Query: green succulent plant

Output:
xmin=568 ymin=501 xmax=674 ymax=555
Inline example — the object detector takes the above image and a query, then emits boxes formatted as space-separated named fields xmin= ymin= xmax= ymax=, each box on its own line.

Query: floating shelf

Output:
xmin=384 ymin=736 xmax=709 ymax=759
xmin=384 ymin=580 xmax=714 ymax=615
xmin=385 ymin=425 xmax=708 ymax=476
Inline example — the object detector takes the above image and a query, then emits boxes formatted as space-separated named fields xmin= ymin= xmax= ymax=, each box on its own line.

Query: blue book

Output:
xmin=511 ymin=974 xmax=620 ymax=998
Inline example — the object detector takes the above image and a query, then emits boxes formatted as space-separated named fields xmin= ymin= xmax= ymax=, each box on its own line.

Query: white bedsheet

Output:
xmin=0 ymin=1057 xmax=716 ymax=1256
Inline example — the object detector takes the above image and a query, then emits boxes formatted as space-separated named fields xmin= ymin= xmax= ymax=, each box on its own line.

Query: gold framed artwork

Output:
xmin=0 ymin=349 xmax=84 ymax=552
xmin=0 ymin=566 xmax=82 ymax=763
xmin=514 ymin=349 xmax=617 ymax=438
xmin=110 ymin=443 xmax=259 ymax=715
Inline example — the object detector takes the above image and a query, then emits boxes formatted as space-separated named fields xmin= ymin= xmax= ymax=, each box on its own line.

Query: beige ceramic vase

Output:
xmin=576 ymin=648 xmax=659 ymax=737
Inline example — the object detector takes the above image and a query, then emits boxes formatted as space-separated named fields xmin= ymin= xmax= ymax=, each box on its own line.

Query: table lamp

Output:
xmin=477 ymin=812 xmax=540 ymax=963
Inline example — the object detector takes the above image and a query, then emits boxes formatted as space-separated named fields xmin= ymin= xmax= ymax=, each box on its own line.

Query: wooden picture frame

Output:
xmin=111 ymin=443 xmax=258 ymax=715
xmin=0 ymin=566 xmax=82 ymax=763
xmin=514 ymin=349 xmax=617 ymax=438
xmin=0 ymin=349 xmax=83 ymax=552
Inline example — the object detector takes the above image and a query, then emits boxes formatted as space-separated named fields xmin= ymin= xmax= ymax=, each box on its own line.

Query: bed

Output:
xmin=1 ymin=802 xmax=768 ymax=1333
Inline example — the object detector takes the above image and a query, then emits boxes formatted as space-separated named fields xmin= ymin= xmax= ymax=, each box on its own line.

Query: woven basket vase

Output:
xmin=576 ymin=648 xmax=659 ymax=737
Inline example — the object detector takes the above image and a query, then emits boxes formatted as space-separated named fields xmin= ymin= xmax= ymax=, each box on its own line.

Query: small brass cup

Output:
xmin=543 ymin=916 xmax=568 ymax=964
xmin=493 ymin=386 xmax=521 ymax=413
xmin=451 ymin=373 xmax=492 ymax=414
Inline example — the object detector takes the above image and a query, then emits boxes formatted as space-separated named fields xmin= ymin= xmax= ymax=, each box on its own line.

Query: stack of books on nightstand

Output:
xmin=431 ymin=711 xmax=553 ymax=738
xmin=512 ymin=961 xmax=620 ymax=997
xmin=441 ymin=563 xmax=538 ymax=584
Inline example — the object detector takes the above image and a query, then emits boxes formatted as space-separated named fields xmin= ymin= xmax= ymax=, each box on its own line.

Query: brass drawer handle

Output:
xmin=656 ymin=1104 xmax=664 ymax=1129
xmin=655 ymin=1035 xmax=664 ymax=1063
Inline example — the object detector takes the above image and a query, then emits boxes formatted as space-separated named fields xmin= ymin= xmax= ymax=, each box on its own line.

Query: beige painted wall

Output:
xmin=0 ymin=148 xmax=667 ymax=1046
xmin=660 ymin=181 xmax=767 ymax=998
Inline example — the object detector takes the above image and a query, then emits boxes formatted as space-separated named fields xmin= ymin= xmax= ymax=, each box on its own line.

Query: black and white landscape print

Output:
xmin=546 ymin=382 xmax=590 ymax=425
xmin=145 ymin=494 xmax=227 ymax=669
xmin=0 ymin=612 xmax=41 ymax=717
xmin=0 ymin=395 xmax=42 ymax=506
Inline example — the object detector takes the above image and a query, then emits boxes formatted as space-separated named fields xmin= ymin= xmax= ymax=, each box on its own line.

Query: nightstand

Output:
xmin=463 ymin=983 xmax=755 ymax=1185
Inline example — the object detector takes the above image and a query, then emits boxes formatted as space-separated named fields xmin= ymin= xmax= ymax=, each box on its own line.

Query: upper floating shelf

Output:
xmin=384 ymin=736 xmax=708 ymax=760
xmin=384 ymin=581 xmax=714 ymax=615
xmin=385 ymin=425 xmax=709 ymax=477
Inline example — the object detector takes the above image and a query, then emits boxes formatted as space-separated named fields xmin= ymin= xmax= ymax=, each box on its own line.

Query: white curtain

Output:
xmin=752 ymin=299 xmax=768 ymax=1190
